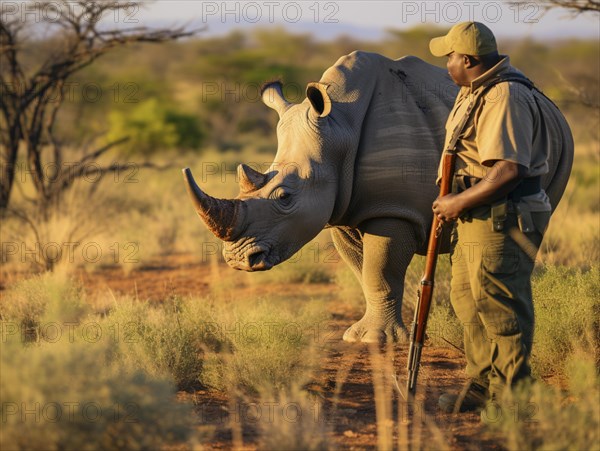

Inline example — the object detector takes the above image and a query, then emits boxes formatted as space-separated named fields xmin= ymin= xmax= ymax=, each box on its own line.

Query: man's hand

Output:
xmin=432 ymin=160 xmax=527 ymax=222
xmin=433 ymin=193 xmax=464 ymax=223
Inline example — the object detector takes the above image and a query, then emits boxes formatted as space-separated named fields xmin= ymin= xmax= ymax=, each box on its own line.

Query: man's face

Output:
xmin=446 ymin=52 xmax=469 ymax=86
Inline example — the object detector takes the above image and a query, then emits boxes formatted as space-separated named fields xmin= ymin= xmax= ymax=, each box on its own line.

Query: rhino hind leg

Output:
xmin=339 ymin=218 xmax=416 ymax=344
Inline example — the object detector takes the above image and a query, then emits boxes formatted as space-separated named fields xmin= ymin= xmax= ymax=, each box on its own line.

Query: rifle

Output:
xmin=406 ymin=98 xmax=475 ymax=395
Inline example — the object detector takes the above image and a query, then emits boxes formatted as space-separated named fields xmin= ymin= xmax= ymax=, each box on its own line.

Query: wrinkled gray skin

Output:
xmin=184 ymin=51 xmax=574 ymax=344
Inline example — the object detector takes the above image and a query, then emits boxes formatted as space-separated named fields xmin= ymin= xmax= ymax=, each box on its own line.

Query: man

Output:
xmin=428 ymin=22 xmax=553 ymax=418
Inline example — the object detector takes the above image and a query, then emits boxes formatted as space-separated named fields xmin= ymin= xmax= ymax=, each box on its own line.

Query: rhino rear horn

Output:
xmin=182 ymin=168 xmax=245 ymax=241
xmin=261 ymin=81 xmax=291 ymax=118
xmin=238 ymin=164 xmax=268 ymax=194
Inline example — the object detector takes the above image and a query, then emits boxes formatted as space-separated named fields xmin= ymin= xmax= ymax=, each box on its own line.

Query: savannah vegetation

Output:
xmin=0 ymin=4 xmax=598 ymax=450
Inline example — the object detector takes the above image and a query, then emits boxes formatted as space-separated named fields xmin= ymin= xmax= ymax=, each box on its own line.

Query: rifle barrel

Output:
xmin=405 ymin=150 xmax=456 ymax=394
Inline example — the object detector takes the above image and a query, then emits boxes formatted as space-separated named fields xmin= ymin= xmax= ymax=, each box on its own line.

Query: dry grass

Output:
xmin=103 ymin=295 xmax=208 ymax=391
xmin=1 ymin=335 xmax=195 ymax=451
xmin=485 ymin=357 xmax=600 ymax=451
xmin=529 ymin=265 xmax=599 ymax=378
xmin=258 ymin=384 xmax=331 ymax=451
xmin=1 ymin=121 xmax=597 ymax=450
xmin=0 ymin=272 xmax=88 ymax=339
xmin=368 ymin=344 xmax=451 ymax=451
xmin=0 ymin=274 xmax=197 ymax=450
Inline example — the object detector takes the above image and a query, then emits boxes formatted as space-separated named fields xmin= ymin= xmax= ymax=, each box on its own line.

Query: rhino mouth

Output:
xmin=224 ymin=242 xmax=278 ymax=271
xmin=244 ymin=245 xmax=274 ymax=271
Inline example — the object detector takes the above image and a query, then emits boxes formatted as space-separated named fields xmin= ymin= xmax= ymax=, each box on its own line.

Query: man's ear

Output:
xmin=464 ymin=55 xmax=479 ymax=69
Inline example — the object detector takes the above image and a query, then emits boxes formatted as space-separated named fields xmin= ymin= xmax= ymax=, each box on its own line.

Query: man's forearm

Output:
xmin=455 ymin=160 xmax=526 ymax=212
xmin=432 ymin=160 xmax=527 ymax=222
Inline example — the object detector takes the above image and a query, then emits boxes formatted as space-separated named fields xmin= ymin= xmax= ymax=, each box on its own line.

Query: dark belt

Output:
xmin=508 ymin=176 xmax=542 ymax=201
xmin=456 ymin=175 xmax=541 ymax=200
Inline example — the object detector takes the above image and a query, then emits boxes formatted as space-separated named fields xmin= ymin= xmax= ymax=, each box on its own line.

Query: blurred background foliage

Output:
xmin=51 ymin=25 xmax=598 ymax=155
xmin=3 ymin=24 xmax=597 ymax=272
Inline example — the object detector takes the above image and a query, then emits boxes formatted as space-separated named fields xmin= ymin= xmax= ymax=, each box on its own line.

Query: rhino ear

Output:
xmin=238 ymin=164 xmax=268 ymax=194
xmin=261 ymin=81 xmax=291 ymax=118
xmin=306 ymin=82 xmax=332 ymax=118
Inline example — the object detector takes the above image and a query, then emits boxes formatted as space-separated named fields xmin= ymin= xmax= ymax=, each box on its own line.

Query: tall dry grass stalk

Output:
xmin=329 ymin=346 xmax=360 ymax=424
xmin=258 ymin=384 xmax=330 ymax=451
xmin=370 ymin=344 xmax=395 ymax=451
xmin=368 ymin=343 xmax=451 ymax=451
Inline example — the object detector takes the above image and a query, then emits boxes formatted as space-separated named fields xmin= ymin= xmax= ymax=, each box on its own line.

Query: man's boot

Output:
xmin=438 ymin=379 xmax=490 ymax=413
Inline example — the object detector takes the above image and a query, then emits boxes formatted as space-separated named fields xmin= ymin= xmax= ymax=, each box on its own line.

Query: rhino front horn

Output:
xmin=182 ymin=168 xmax=245 ymax=241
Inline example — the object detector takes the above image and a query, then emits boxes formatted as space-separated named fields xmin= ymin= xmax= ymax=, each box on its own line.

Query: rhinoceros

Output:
xmin=183 ymin=51 xmax=574 ymax=344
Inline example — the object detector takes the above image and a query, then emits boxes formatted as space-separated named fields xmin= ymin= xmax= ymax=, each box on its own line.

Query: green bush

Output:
xmin=108 ymin=98 xmax=203 ymax=155
xmin=165 ymin=109 xmax=205 ymax=150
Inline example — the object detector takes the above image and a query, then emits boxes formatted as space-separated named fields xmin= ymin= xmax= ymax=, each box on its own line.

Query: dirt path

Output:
xmin=73 ymin=255 xmax=505 ymax=450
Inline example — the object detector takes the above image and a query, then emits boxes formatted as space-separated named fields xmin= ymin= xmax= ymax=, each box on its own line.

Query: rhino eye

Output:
xmin=270 ymin=187 xmax=291 ymax=203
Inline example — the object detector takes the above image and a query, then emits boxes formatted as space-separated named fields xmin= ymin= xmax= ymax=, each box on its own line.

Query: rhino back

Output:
xmin=333 ymin=53 xmax=457 ymax=245
xmin=534 ymin=91 xmax=574 ymax=212
xmin=326 ymin=52 xmax=573 ymax=245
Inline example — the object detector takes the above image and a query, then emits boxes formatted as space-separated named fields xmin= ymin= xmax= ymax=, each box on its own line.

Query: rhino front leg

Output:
xmin=343 ymin=218 xmax=416 ymax=344
xmin=331 ymin=226 xmax=364 ymax=282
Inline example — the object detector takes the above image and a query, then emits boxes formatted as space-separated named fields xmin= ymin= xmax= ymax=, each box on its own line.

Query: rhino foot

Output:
xmin=342 ymin=317 xmax=408 ymax=344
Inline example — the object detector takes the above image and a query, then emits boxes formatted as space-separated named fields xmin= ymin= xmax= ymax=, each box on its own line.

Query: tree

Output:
xmin=508 ymin=0 xmax=600 ymax=15
xmin=540 ymin=0 xmax=599 ymax=109
xmin=541 ymin=0 xmax=600 ymax=13
xmin=0 ymin=1 xmax=195 ymax=214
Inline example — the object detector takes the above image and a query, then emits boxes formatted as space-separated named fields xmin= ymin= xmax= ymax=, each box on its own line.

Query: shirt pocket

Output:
xmin=446 ymin=121 xmax=475 ymax=150
xmin=458 ymin=122 xmax=475 ymax=141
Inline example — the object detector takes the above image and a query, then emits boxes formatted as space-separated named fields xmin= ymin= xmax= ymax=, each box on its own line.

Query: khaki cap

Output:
xmin=429 ymin=22 xmax=497 ymax=57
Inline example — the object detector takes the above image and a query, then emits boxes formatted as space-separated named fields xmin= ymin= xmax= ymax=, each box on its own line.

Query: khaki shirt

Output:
xmin=439 ymin=56 xmax=551 ymax=211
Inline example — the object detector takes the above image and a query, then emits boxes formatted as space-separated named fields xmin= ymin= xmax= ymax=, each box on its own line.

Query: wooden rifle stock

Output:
xmin=406 ymin=149 xmax=456 ymax=394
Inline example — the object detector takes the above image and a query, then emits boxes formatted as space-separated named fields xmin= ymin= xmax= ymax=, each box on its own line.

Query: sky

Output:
xmin=128 ymin=0 xmax=600 ymax=41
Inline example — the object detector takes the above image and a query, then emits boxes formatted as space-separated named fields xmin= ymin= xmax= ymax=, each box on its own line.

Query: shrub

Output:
xmin=0 ymin=334 xmax=194 ymax=450
xmin=105 ymin=296 xmax=209 ymax=391
xmin=108 ymin=98 xmax=203 ymax=155
xmin=199 ymin=298 xmax=326 ymax=394
xmin=0 ymin=273 xmax=87 ymax=340
xmin=530 ymin=265 xmax=599 ymax=377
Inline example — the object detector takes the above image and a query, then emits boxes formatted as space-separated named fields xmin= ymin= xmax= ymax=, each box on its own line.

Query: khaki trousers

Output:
xmin=449 ymin=205 xmax=550 ymax=397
